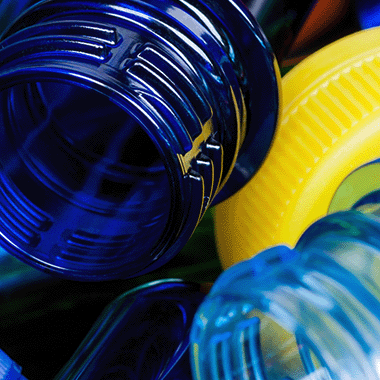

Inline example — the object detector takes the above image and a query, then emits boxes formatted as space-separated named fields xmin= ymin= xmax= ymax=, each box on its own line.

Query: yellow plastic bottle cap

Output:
xmin=215 ymin=26 xmax=380 ymax=269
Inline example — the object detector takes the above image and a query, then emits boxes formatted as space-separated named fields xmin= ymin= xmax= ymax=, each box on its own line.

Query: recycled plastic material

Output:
xmin=215 ymin=26 xmax=380 ymax=268
xmin=0 ymin=0 xmax=279 ymax=280
xmin=192 ymin=208 xmax=380 ymax=379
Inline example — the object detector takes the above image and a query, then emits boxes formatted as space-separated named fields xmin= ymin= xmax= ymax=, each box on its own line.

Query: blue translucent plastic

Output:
xmin=0 ymin=246 xmax=55 ymax=296
xmin=190 ymin=210 xmax=380 ymax=379
xmin=355 ymin=0 xmax=380 ymax=29
xmin=0 ymin=0 xmax=38 ymax=34
xmin=0 ymin=349 xmax=28 ymax=380
xmin=53 ymin=279 xmax=205 ymax=379
xmin=0 ymin=0 xmax=279 ymax=280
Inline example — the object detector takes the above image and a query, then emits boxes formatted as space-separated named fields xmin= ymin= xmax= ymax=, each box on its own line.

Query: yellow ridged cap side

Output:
xmin=215 ymin=26 xmax=380 ymax=269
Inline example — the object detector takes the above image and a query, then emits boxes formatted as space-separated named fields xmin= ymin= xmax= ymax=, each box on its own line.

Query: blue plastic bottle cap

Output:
xmin=0 ymin=0 xmax=279 ymax=280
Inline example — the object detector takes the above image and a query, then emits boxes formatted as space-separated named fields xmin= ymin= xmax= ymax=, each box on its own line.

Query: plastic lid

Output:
xmin=215 ymin=25 xmax=380 ymax=268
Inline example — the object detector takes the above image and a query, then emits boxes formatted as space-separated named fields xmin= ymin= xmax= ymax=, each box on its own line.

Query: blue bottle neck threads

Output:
xmin=0 ymin=0 xmax=279 ymax=280
xmin=190 ymin=210 xmax=380 ymax=379
xmin=0 ymin=0 xmax=38 ymax=34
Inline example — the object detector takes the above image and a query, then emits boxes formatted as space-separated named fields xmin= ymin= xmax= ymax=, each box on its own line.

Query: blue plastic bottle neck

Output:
xmin=191 ymin=209 xmax=380 ymax=379
xmin=53 ymin=279 xmax=206 ymax=380
xmin=0 ymin=0 xmax=278 ymax=279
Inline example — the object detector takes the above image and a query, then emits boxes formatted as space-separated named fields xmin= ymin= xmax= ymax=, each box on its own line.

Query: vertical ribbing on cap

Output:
xmin=215 ymin=27 xmax=380 ymax=269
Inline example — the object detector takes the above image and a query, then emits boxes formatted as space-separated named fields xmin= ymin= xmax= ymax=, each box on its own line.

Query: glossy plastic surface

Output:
xmin=0 ymin=247 xmax=55 ymax=295
xmin=0 ymin=349 xmax=28 ymax=380
xmin=242 ymin=0 xmax=317 ymax=62
xmin=0 ymin=0 xmax=38 ymax=34
xmin=53 ymin=279 xmax=205 ymax=380
xmin=355 ymin=0 xmax=380 ymax=29
xmin=215 ymin=26 xmax=380 ymax=269
xmin=191 ymin=210 xmax=380 ymax=379
xmin=289 ymin=0 xmax=352 ymax=55
xmin=0 ymin=0 xmax=279 ymax=280
xmin=0 ymin=209 xmax=219 ymax=380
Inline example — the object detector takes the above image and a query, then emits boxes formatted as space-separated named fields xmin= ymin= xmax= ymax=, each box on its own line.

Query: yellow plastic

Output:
xmin=329 ymin=161 xmax=380 ymax=213
xmin=215 ymin=26 xmax=380 ymax=269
